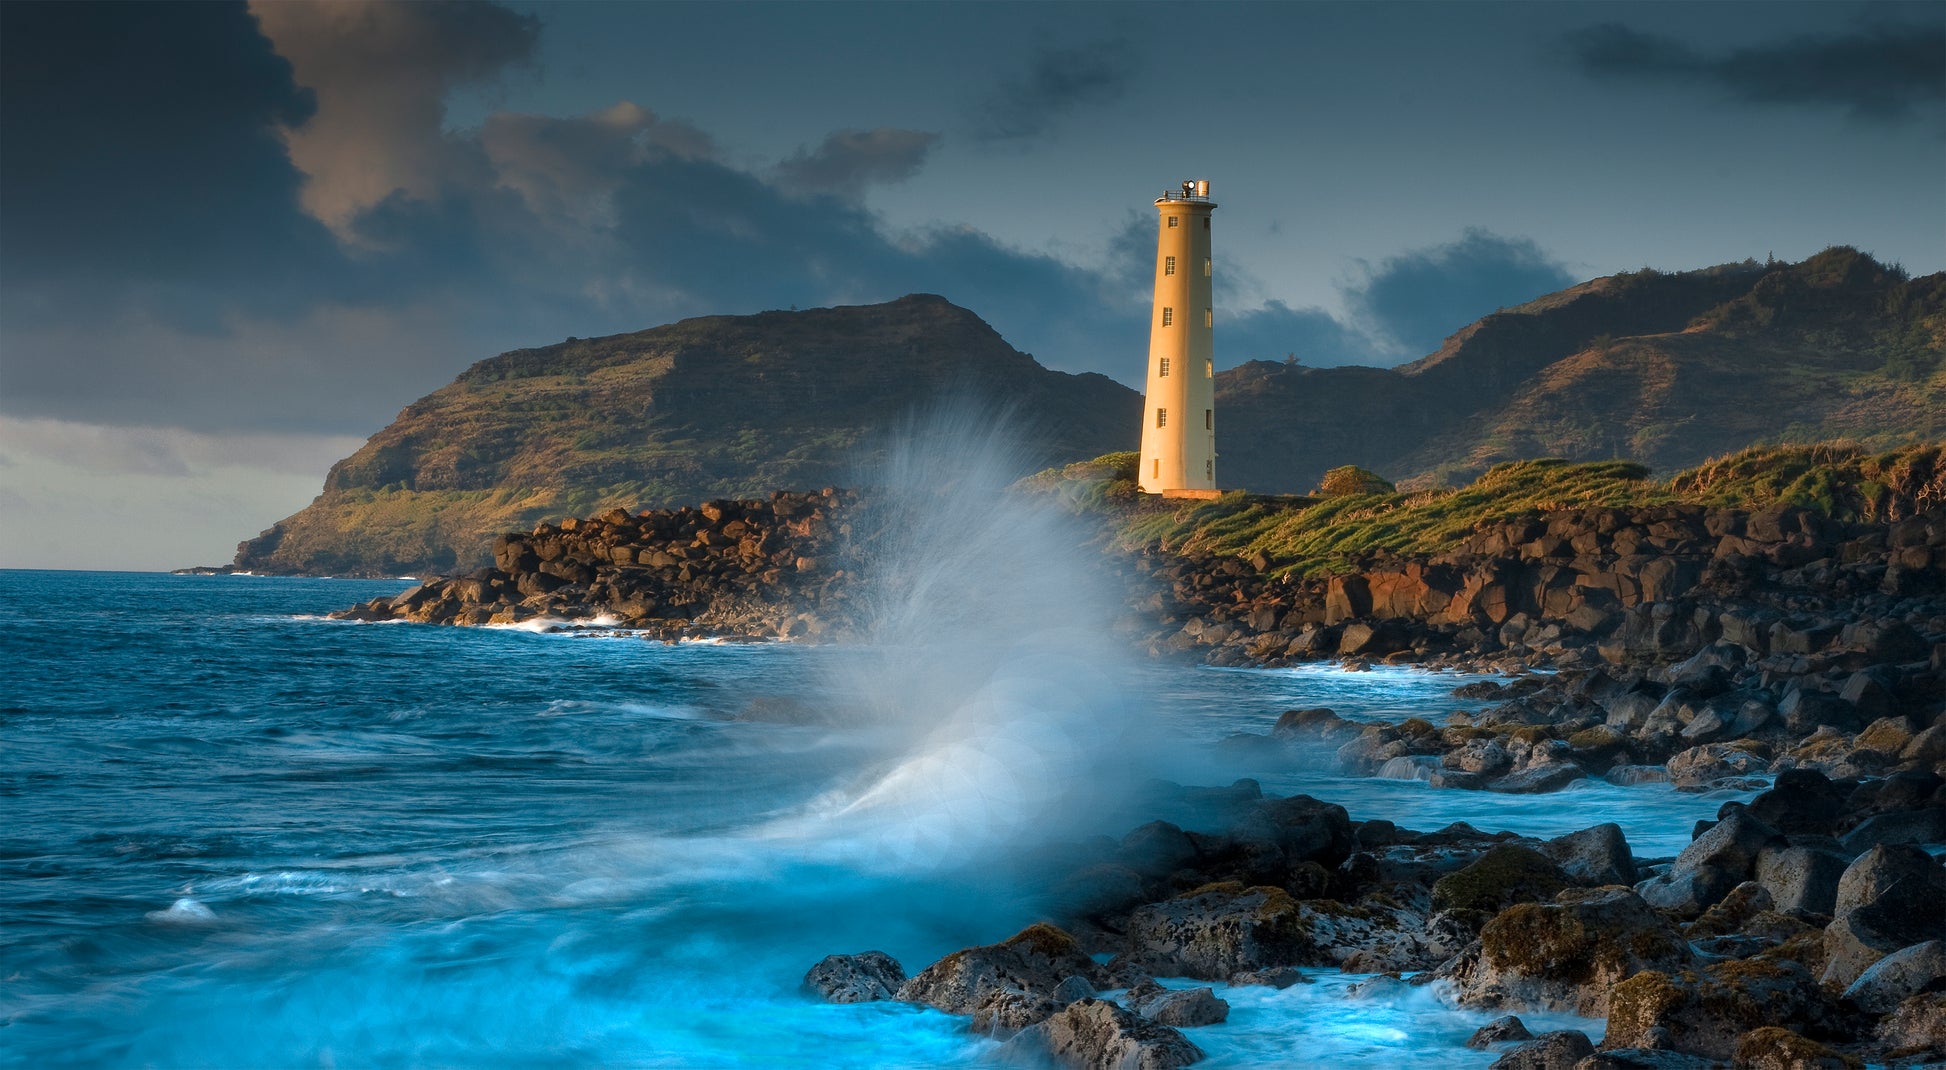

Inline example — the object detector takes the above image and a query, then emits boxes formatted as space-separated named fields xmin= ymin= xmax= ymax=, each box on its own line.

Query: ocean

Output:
xmin=0 ymin=569 xmax=1758 ymax=1068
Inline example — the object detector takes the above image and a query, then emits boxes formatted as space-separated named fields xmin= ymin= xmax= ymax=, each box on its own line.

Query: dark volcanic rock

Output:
xmin=1635 ymin=810 xmax=1782 ymax=916
xmin=1120 ymin=884 xmax=1311 ymax=980
xmin=1488 ymin=1029 xmax=1594 ymax=1070
xmin=802 ymin=951 xmax=905 ymax=1003
xmin=1001 ymin=998 xmax=1204 ymax=1070
xmin=1602 ymin=959 xmax=1841 ymax=1060
xmin=1444 ymin=887 xmax=1691 ymax=1016
xmin=897 ymin=923 xmax=1100 ymax=1027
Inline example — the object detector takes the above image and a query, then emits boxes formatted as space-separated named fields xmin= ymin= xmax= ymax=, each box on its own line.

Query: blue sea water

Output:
xmin=0 ymin=571 xmax=1752 ymax=1068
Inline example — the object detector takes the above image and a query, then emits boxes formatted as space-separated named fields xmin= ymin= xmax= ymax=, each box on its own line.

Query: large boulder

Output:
xmin=1467 ymin=1015 xmax=1534 ymax=1048
xmin=1121 ymin=883 xmax=1312 ymax=980
xmin=1601 ymin=959 xmax=1840 ymax=1060
xmin=1821 ymin=846 xmax=1946 ymax=987
xmin=897 ymin=923 xmax=1100 ymax=1026
xmin=1876 ymin=993 xmax=1946 ymax=1063
xmin=1001 ymin=998 xmax=1204 ymax=1070
xmin=1635 ymin=809 xmax=1782 ymax=916
xmin=1841 ymin=940 xmax=1946 ymax=1015
xmin=1302 ymin=898 xmax=1439 ymax=972
xmin=1443 ymin=887 xmax=1691 ymax=1016
xmin=1744 ymin=770 xmax=1848 ymax=836
xmin=1730 ymin=1027 xmax=1861 ymax=1070
xmin=802 ymin=951 xmax=905 ymax=1003
xmin=1753 ymin=845 xmax=1848 ymax=916
xmin=1432 ymin=845 xmax=1574 ymax=914
xmin=1665 ymin=743 xmax=1768 ymax=791
xmin=1133 ymin=987 xmax=1229 ymax=1028
xmin=1230 ymin=794 xmax=1357 ymax=869
xmin=1541 ymin=823 xmax=1637 ymax=887
xmin=1488 ymin=1030 xmax=1594 ymax=1070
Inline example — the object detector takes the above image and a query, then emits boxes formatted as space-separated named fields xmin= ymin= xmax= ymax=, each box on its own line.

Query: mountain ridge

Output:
xmin=234 ymin=248 xmax=1944 ymax=576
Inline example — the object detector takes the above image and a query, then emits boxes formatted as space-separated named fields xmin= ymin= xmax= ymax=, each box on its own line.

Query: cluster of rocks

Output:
xmin=807 ymin=777 xmax=1945 ymax=1067
xmin=1140 ymin=502 xmax=1946 ymax=673
xmin=333 ymin=490 xmax=867 ymax=638
xmin=1244 ymin=660 xmax=1945 ymax=804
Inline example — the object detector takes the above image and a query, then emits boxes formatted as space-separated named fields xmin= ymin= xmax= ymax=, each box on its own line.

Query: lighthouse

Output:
xmin=1137 ymin=179 xmax=1219 ymax=497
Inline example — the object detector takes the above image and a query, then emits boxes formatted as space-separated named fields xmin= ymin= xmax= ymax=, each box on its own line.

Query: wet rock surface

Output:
xmin=353 ymin=492 xmax=1946 ymax=1065
xmin=1001 ymin=998 xmax=1205 ymax=1070
xmin=802 ymin=950 xmax=905 ymax=1003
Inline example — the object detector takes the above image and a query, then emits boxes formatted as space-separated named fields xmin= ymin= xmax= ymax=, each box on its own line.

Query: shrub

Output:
xmin=1315 ymin=465 xmax=1395 ymax=498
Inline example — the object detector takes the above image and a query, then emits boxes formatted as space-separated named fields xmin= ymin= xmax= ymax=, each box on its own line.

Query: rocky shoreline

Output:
xmin=805 ymin=768 xmax=1943 ymax=1068
xmin=332 ymin=492 xmax=1946 ymax=1066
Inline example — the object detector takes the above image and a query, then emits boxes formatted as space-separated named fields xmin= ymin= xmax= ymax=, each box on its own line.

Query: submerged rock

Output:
xmin=897 ymin=923 xmax=1099 ymax=1029
xmin=1134 ymin=987 xmax=1229 ymax=1028
xmin=1001 ymin=998 xmax=1204 ymax=1070
xmin=1466 ymin=1014 xmax=1534 ymax=1049
xmin=1487 ymin=1029 xmax=1593 ymax=1070
xmin=802 ymin=950 xmax=905 ymax=1003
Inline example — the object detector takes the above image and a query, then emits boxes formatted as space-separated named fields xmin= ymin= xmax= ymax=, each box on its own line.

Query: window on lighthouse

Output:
xmin=1206 ymin=409 xmax=1213 ymax=429
xmin=1165 ymin=256 xmax=1176 ymax=276
xmin=1167 ymin=216 xmax=1179 ymax=228
xmin=1161 ymin=307 xmax=1173 ymax=326
xmin=1159 ymin=357 xmax=1171 ymax=377
xmin=1204 ymin=308 xmax=1213 ymax=328
xmin=1156 ymin=408 xmax=1167 ymax=428
xmin=1205 ymin=359 xmax=1213 ymax=378
xmin=1204 ymin=258 xmax=1212 ymax=277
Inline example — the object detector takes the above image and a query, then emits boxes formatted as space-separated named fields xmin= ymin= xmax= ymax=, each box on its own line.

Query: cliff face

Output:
xmin=240 ymin=250 xmax=1944 ymax=576
xmin=1215 ymin=248 xmax=1946 ymax=493
xmin=236 ymin=294 xmax=1140 ymax=576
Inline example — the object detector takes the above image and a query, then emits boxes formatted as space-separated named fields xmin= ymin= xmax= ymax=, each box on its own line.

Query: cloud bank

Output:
xmin=1567 ymin=19 xmax=1946 ymax=121
xmin=0 ymin=1 xmax=1576 ymax=446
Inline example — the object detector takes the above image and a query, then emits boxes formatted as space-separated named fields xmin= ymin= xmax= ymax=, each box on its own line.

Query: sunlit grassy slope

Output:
xmin=1025 ymin=442 xmax=1946 ymax=578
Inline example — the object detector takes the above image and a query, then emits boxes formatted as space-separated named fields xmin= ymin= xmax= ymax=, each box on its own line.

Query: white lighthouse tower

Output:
xmin=1137 ymin=179 xmax=1219 ymax=497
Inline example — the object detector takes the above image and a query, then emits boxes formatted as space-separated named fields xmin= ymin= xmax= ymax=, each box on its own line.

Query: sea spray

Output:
xmin=766 ymin=402 xmax=1161 ymax=870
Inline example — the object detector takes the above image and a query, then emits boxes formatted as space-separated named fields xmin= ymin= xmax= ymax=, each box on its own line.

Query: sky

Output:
xmin=1 ymin=0 xmax=1942 ymax=570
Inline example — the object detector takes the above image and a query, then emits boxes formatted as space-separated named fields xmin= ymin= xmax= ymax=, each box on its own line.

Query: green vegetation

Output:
xmin=1024 ymin=441 xmax=1944 ymax=578
xmin=1315 ymin=465 xmax=1395 ymax=498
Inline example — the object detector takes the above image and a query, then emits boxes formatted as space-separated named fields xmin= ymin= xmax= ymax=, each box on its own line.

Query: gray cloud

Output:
xmin=773 ymin=127 xmax=941 ymax=199
xmin=1346 ymin=229 xmax=1578 ymax=359
xmin=250 ymin=0 xmax=540 ymax=234
xmin=1566 ymin=19 xmax=1946 ymax=120
xmin=0 ymin=2 xmax=1583 ymax=443
xmin=977 ymin=40 xmax=1137 ymax=144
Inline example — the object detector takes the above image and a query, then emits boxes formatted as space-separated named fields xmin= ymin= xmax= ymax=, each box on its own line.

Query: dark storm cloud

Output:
xmin=0 ymin=2 xmax=1582 ymax=441
xmin=0 ymin=1 xmax=343 ymax=312
xmin=774 ymin=128 xmax=942 ymax=199
xmin=1566 ymin=20 xmax=1946 ymax=120
xmin=976 ymin=40 xmax=1138 ymax=144
xmin=1348 ymin=229 xmax=1577 ymax=359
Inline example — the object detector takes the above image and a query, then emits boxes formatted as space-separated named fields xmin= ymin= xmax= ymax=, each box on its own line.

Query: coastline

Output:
xmin=315 ymin=488 xmax=1946 ymax=1066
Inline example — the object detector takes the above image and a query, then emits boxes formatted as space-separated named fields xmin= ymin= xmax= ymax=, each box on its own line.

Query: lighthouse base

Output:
xmin=1157 ymin=488 xmax=1224 ymax=500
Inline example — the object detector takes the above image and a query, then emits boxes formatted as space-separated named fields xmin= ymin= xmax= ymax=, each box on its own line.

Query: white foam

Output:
xmin=146 ymin=897 xmax=217 ymax=925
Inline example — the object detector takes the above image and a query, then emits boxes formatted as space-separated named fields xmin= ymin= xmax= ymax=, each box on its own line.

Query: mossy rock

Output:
xmin=1567 ymin=725 xmax=1627 ymax=753
xmin=1433 ymin=845 xmax=1573 ymax=914
xmin=1734 ymin=1027 xmax=1862 ymax=1069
